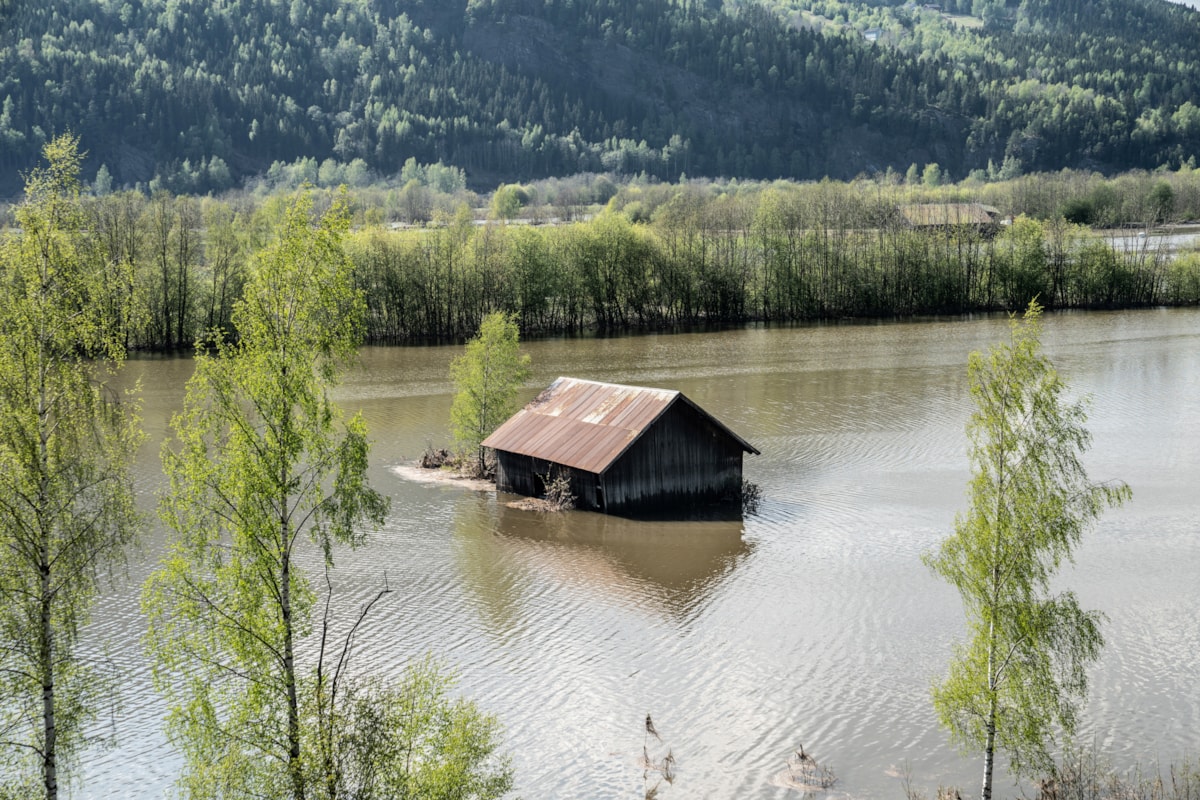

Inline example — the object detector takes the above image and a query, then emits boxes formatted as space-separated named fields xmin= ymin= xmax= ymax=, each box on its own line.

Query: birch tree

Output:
xmin=0 ymin=135 xmax=142 ymax=799
xmin=925 ymin=301 xmax=1130 ymax=800
xmin=143 ymin=191 xmax=388 ymax=799
xmin=449 ymin=311 xmax=530 ymax=473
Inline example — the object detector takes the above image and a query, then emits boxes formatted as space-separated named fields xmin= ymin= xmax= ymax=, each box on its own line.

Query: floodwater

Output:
xmin=78 ymin=309 xmax=1200 ymax=799
xmin=1104 ymin=225 xmax=1200 ymax=255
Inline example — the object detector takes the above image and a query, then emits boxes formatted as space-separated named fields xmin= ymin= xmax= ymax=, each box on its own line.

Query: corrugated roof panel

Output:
xmin=589 ymin=393 xmax=635 ymax=426
xmin=520 ymin=416 xmax=560 ymax=454
xmin=580 ymin=388 xmax=633 ymax=425
xmin=609 ymin=392 xmax=668 ymax=431
xmin=481 ymin=376 xmax=758 ymax=473
xmin=564 ymin=383 xmax=605 ymax=420
xmin=565 ymin=424 xmax=609 ymax=472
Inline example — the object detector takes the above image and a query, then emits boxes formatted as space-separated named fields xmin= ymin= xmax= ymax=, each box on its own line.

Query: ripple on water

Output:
xmin=72 ymin=310 xmax=1200 ymax=799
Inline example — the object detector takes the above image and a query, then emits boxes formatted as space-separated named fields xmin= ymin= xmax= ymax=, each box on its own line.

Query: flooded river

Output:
xmin=80 ymin=309 xmax=1200 ymax=799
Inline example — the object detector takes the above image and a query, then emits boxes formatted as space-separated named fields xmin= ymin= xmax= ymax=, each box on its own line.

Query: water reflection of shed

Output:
xmin=481 ymin=377 xmax=759 ymax=515
xmin=453 ymin=497 xmax=753 ymax=626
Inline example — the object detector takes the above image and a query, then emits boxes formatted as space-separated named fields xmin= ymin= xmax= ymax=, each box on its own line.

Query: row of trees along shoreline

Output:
xmin=4 ymin=162 xmax=1200 ymax=351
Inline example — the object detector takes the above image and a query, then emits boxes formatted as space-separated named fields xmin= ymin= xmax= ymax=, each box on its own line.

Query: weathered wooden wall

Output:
xmin=494 ymin=452 xmax=601 ymax=510
xmin=602 ymin=401 xmax=743 ymax=514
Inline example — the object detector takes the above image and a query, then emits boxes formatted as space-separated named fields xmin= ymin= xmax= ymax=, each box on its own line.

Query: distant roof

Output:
xmin=481 ymin=377 xmax=759 ymax=475
xmin=900 ymin=203 xmax=1000 ymax=227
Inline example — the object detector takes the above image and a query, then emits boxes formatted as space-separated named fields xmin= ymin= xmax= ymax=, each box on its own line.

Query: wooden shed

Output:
xmin=481 ymin=377 xmax=759 ymax=515
xmin=899 ymin=203 xmax=1002 ymax=236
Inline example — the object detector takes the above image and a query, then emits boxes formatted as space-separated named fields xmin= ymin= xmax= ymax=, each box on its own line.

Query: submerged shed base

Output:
xmin=484 ymin=377 xmax=759 ymax=518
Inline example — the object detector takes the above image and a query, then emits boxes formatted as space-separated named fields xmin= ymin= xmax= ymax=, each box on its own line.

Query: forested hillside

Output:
xmin=1 ymin=0 xmax=1199 ymax=194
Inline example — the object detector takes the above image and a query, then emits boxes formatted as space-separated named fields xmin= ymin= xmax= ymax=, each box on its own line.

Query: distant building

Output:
xmin=898 ymin=203 xmax=1003 ymax=235
xmin=864 ymin=27 xmax=884 ymax=42
xmin=482 ymin=377 xmax=759 ymax=515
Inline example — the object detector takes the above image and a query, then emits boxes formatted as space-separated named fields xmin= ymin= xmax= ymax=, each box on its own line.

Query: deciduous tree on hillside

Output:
xmin=925 ymin=301 xmax=1130 ymax=800
xmin=143 ymin=191 xmax=389 ymax=799
xmin=0 ymin=134 xmax=142 ymax=800
xmin=145 ymin=190 xmax=514 ymax=800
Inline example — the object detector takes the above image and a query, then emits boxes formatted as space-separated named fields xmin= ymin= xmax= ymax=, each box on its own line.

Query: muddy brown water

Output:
xmin=79 ymin=309 xmax=1200 ymax=799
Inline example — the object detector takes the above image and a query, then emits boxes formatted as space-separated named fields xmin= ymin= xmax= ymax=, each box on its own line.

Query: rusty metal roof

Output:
xmin=481 ymin=377 xmax=759 ymax=475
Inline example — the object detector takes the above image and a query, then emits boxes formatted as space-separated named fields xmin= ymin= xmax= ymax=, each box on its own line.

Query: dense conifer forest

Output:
xmin=2 ymin=0 xmax=1199 ymax=194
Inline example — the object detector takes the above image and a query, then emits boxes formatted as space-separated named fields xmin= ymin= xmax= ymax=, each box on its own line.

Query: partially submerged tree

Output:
xmin=0 ymin=134 xmax=142 ymax=799
xmin=143 ymin=191 xmax=389 ymax=799
xmin=925 ymin=301 xmax=1130 ymax=800
xmin=450 ymin=311 xmax=531 ymax=473
xmin=305 ymin=652 xmax=513 ymax=800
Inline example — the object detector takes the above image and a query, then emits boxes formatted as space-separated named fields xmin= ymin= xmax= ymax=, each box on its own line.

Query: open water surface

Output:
xmin=78 ymin=309 xmax=1200 ymax=799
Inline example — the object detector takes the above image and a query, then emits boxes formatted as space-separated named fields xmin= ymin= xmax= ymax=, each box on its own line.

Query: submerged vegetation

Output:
xmin=902 ymin=751 xmax=1200 ymax=800
xmin=450 ymin=311 xmax=531 ymax=474
xmin=5 ymin=163 xmax=1200 ymax=353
